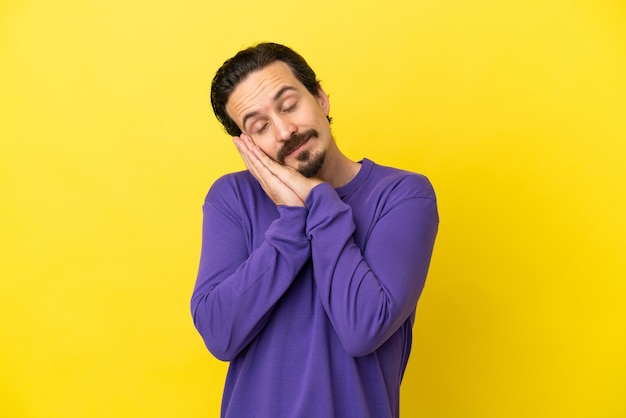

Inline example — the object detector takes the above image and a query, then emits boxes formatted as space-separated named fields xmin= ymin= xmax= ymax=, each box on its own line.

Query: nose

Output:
xmin=274 ymin=114 xmax=297 ymax=142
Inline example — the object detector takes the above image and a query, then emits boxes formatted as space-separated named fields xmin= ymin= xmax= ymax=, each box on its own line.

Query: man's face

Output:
xmin=225 ymin=61 xmax=332 ymax=177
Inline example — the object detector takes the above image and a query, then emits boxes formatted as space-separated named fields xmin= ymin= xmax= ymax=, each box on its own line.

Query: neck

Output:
xmin=317 ymin=140 xmax=361 ymax=188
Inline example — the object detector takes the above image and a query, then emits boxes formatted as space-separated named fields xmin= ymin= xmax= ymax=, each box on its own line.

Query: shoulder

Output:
xmin=204 ymin=170 xmax=263 ymax=205
xmin=365 ymin=159 xmax=436 ymax=202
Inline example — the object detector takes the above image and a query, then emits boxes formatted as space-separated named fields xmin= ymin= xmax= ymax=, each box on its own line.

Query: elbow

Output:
xmin=343 ymin=342 xmax=380 ymax=358
xmin=192 ymin=317 xmax=240 ymax=362
xmin=205 ymin=339 xmax=239 ymax=362
xmin=191 ymin=302 xmax=240 ymax=362
xmin=335 ymin=308 xmax=415 ymax=357
xmin=337 ymin=329 xmax=387 ymax=357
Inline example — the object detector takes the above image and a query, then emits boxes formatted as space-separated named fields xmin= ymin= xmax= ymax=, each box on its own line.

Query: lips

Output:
xmin=286 ymin=138 xmax=308 ymax=156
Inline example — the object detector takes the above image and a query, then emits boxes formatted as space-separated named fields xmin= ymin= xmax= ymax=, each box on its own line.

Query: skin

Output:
xmin=226 ymin=61 xmax=361 ymax=207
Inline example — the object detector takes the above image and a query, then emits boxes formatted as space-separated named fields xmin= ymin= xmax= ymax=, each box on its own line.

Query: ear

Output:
xmin=316 ymin=85 xmax=330 ymax=116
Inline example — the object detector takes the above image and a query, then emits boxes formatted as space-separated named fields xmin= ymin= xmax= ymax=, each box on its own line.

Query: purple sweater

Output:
xmin=191 ymin=159 xmax=438 ymax=417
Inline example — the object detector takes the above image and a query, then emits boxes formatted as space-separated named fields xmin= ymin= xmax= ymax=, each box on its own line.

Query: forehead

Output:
xmin=226 ymin=61 xmax=304 ymax=125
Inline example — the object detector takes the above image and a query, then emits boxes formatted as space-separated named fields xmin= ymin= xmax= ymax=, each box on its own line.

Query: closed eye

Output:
xmin=283 ymin=102 xmax=297 ymax=113
xmin=256 ymin=122 xmax=269 ymax=134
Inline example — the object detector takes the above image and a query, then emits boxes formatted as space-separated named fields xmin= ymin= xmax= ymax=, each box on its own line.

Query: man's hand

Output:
xmin=234 ymin=134 xmax=322 ymax=207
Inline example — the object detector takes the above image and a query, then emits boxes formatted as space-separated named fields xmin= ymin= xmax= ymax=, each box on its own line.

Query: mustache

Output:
xmin=276 ymin=129 xmax=319 ymax=164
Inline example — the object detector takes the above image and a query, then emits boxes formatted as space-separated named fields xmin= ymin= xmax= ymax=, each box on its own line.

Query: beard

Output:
xmin=276 ymin=128 xmax=325 ymax=178
xmin=295 ymin=149 xmax=326 ymax=178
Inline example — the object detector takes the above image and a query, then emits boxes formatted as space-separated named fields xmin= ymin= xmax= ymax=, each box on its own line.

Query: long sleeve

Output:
xmin=191 ymin=161 xmax=438 ymax=418
xmin=305 ymin=176 xmax=438 ymax=357
xmin=190 ymin=174 xmax=311 ymax=361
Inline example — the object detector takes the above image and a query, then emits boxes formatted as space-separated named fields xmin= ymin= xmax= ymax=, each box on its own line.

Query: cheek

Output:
xmin=253 ymin=136 xmax=280 ymax=159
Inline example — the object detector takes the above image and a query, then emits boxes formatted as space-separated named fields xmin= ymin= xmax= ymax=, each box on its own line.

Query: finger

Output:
xmin=247 ymin=143 xmax=322 ymax=201
xmin=235 ymin=136 xmax=304 ymax=206
xmin=236 ymin=136 xmax=283 ymax=191
xmin=234 ymin=136 xmax=266 ymax=183
xmin=233 ymin=137 xmax=254 ymax=170
xmin=243 ymin=138 xmax=293 ymax=179
xmin=238 ymin=134 xmax=282 ymax=179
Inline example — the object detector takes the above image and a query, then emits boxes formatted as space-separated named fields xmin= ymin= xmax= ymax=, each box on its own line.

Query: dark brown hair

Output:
xmin=211 ymin=42 xmax=328 ymax=136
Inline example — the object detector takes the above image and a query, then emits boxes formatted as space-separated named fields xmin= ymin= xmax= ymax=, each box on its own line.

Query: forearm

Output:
xmin=305 ymin=183 xmax=438 ymax=356
xmin=191 ymin=201 xmax=310 ymax=361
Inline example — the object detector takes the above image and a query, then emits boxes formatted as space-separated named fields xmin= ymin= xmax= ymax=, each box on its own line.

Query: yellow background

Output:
xmin=2 ymin=0 xmax=625 ymax=416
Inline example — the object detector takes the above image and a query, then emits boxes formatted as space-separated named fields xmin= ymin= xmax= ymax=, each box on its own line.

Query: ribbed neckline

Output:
xmin=335 ymin=158 xmax=373 ymax=199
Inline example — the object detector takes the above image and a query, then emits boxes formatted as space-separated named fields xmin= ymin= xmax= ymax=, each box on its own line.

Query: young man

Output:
xmin=191 ymin=42 xmax=439 ymax=417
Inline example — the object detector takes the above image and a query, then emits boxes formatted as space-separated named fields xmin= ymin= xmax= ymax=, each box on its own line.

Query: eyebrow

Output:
xmin=241 ymin=86 xmax=298 ymax=131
